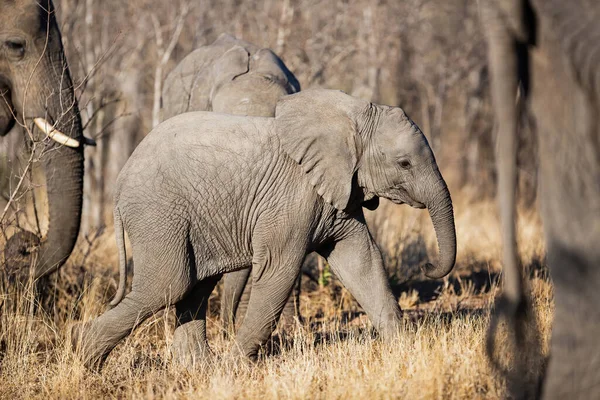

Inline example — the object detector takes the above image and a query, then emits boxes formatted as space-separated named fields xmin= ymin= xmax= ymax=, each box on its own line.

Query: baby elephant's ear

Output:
xmin=276 ymin=89 xmax=369 ymax=210
xmin=210 ymin=45 xmax=250 ymax=99
xmin=250 ymin=49 xmax=300 ymax=94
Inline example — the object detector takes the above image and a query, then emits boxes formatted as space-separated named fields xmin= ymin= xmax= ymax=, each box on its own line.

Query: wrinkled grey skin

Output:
xmin=72 ymin=89 xmax=456 ymax=368
xmin=161 ymin=33 xmax=301 ymax=334
xmin=482 ymin=1 xmax=600 ymax=398
xmin=220 ymin=257 xmax=301 ymax=334
xmin=0 ymin=0 xmax=84 ymax=278
xmin=162 ymin=33 xmax=300 ymax=120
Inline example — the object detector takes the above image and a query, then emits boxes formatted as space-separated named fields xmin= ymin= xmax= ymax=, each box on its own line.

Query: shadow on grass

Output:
xmin=392 ymin=255 xmax=548 ymax=304
xmin=265 ymin=306 xmax=491 ymax=358
xmin=265 ymin=256 xmax=548 ymax=358
xmin=392 ymin=267 xmax=500 ymax=303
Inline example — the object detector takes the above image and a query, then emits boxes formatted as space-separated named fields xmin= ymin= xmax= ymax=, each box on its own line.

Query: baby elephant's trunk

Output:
xmin=421 ymin=180 xmax=456 ymax=279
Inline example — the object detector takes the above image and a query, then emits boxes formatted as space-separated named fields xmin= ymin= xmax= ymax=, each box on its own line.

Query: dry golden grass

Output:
xmin=0 ymin=191 xmax=551 ymax=399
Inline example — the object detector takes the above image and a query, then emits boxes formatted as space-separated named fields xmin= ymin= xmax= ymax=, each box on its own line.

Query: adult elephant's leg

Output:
xmin=232 ymin=240 xmax=306 ymax=359
xmin=172 ymin=275 xmax=221 ymax=367
xmin=542 ymin=246 xmax=600 ymax=399
xmin=221 ymin=268 xmax=251 ymax=336
xmin=318 ymin=219 xmax=401 ymax=338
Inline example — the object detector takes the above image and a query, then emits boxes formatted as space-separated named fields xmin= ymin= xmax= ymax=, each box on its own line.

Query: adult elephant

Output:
xmin=0 ymin=0 xmax=88 ymax=279
xmin=73 ymin=89 xmax=456 ymax=368
xmin=162 ymin=33 xmax=301 ymax=334
xmin=482 ymin=1 xmax=600 ymax=398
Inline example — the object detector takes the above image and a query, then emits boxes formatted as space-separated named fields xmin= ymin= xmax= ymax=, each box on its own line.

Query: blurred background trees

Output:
xmin=0 ymin=0 xmax=538 ymax=236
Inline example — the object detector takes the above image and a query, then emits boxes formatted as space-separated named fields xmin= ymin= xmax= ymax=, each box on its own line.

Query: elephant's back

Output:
xmin=161 ymin=35 xmax=260 ymax=120
xmin=116 ymin=112 xmax=276 ymax=201
xmin=149 ymin=111 xmax=275 ymax=155
xmin=114 ymin=111 xmax=296 ymax=265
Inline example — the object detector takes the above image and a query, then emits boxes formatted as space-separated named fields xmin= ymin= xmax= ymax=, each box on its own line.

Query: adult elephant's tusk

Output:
xmin=34 ymin=118 xmax=80 ymax=148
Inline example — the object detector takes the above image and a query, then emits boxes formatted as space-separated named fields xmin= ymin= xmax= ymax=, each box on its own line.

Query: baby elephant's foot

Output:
xmin=171 ymin=321 xmax=212 ymax=368
xmin=70 ymin=321 xmax=110 ymax=370
xmin=227 ymin=338 xmax=261 ymax=364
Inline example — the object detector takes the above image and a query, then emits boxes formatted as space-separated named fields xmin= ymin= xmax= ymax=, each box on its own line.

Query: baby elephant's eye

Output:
xmin=399 ymin=159 xmax=411 ymax=169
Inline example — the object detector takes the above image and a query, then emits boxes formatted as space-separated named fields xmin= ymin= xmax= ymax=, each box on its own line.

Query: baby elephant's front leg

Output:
xmin=232 ymin=242 xmax=306 ymax=359
xmin=319 ymin=222 xmax=402 ymax=338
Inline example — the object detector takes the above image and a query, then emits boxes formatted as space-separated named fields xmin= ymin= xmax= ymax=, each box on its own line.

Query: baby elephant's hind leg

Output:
xmin=72 ymin=288 xmax=171 ymax=369
xmin=172 ymin=275 xmax=221 ymax=367
xmin=72 ymin=234 xmax=193 ymax=369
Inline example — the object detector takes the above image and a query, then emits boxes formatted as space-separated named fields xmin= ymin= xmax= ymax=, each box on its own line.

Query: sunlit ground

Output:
xmin=0 ymin=191 xmax=550 ymax=399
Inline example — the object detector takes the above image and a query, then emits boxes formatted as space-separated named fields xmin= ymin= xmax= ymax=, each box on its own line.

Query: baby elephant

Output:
xmin=72 ymin=89 xmax=456 ymax=368
xmin=161 ymin=32 xmax=302 ymax=333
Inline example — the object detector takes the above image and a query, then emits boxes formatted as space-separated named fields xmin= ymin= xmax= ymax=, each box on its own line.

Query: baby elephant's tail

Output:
xmin=110 ymin=207 xmax=127 ymax=307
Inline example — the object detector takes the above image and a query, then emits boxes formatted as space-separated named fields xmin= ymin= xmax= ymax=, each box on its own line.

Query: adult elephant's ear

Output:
xmin=210 ymin=45 xmax=250 ymax=102
xmin=275 ymin=89 xmax=369 ymax=210
xmin=251 ymin=49 xmax=300 ymax=93
xmin=0 ymin=85 xmax=15 ymax=136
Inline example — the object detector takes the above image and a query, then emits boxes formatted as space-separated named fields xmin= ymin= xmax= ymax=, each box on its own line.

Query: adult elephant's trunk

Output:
xmin=5 ymin=56 xmax=84 ymax=279
xmin=35 ymin=112 xmax=84 ymax=278
xmin=34 ymin=62 xmax=84 ymax=278
xmin=421 ymin=178 xmax=456 ymax=279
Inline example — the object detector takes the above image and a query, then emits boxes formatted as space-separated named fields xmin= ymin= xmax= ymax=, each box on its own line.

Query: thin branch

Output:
xmin=0 ymin=144 xmax=37 ymax=224
xmin=90 ymin=111 xmax=134 ymax=142
xmin=150 ymin=3 xmax=189 ymax=128
xmin=81 ymin=96 xmax=122 ymax=132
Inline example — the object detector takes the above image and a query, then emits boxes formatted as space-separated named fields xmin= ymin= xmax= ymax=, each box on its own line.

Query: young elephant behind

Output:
xmin=162 ymin=33 xmax=299 ymax=120
xmin=161 ymin=33 xmax=301 ymax=333
xmin=73 ymin=89 xmax=456 ymax=367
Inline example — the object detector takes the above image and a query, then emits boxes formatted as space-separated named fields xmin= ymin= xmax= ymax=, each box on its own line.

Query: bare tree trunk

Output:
xmin=351 ymin=4 xmax=380 ymax=102
xmin=81 ymin=0 xmax=95 ymax=234
xmin=150 ymin=4 xmax=188 ymax=129
xmin=105 ymin=70 xmax=143 ymax=211
xmin=275 ymin=0 xmax=293 ymax=55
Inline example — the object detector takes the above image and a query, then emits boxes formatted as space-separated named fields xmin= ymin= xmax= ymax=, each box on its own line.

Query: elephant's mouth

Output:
xmin=408 ymin=200 xmax=426 ymax=209
xmin=390 ymin=198 xmax=425 ymax=209
xmin=0 ymin=79 xmax=83 ymax=147
xmin=379 ymin=188 xmax=426 ymax=209
xmin=362 ymin=196 xmax=380 ymax=210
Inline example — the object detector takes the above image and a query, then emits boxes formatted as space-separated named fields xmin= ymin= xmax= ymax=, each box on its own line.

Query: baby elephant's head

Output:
xmin=276 ymin=89 xmax=456 ymax=279
xmin=210 ymin=46 xmax=300 ymax=117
